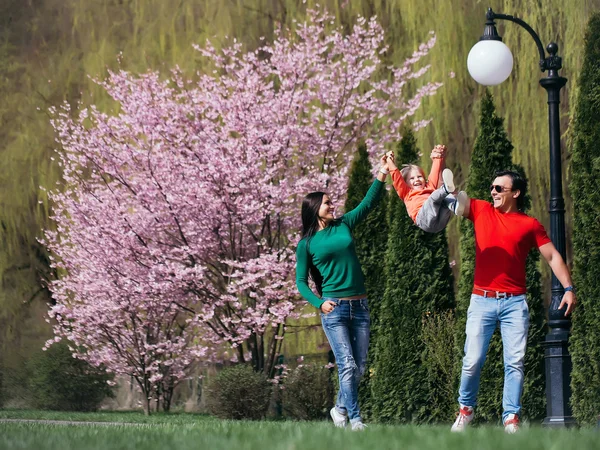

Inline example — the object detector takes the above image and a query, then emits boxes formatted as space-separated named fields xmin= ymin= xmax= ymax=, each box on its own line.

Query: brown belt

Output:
xmin=472 ymin=288 xmax=523 ymax=299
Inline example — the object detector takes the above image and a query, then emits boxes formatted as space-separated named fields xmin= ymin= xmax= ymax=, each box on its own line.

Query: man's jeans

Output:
xmin=458 ymin=294 xmax=529 ymax=422
xmin=321 ymin=297 xmax=370 ymax=423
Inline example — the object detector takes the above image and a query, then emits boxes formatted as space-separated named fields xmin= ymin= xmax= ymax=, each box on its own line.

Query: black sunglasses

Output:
xmin=490 ymin=185 xmax=511 ymax=193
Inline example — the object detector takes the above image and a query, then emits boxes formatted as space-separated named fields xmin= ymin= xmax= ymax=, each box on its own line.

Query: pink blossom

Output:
xmin=42 ymin=7 xmax=444 ymax=411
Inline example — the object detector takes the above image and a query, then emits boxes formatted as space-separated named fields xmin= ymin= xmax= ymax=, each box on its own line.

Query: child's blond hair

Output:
xmin=400 ymin=164 xmax=425 ymax=185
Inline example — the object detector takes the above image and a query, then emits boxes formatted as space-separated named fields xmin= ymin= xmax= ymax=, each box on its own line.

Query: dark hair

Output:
xmin=300 ymin=192 xmax=326 ymax=296
xmin=495 ymin=170 xmax=527 ymax=210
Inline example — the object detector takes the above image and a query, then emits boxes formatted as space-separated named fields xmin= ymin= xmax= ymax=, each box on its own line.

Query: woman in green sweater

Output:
xmin=295 ymin=154 xmax=390 ymax=431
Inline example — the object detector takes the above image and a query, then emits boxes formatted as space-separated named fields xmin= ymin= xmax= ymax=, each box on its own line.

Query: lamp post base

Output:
xmin=542 ymin=415 xmax=577 ymax=428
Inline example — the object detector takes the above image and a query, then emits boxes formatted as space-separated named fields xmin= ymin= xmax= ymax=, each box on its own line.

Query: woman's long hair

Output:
xmin=301 ymin=192 xmax=326 ymax=296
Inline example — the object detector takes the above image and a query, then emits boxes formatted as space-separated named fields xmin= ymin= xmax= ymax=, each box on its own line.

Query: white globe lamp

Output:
xmin=467 ymin=40 xmax=513 ymax=86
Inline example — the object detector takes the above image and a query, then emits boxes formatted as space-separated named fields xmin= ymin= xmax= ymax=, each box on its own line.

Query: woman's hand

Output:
xmin=385 ymin=151 xmax=397 ymax=172
xmin=320 ymin=300 xmax=337 ymax=314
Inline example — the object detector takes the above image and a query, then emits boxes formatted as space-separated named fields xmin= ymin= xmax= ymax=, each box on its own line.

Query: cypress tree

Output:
xmin=344 ymin=142 xmax=388 ymax=420
xmin=454 ymin=90 xmax=545 ymax=423
xmin=370 ymin=129 xmax=455 ymax=423
xmin=569 ymin=12 xmax=600 ymax=426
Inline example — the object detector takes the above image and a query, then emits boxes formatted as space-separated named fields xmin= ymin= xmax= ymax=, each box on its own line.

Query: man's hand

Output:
xmin=558 ymin=290 xmax=577 ymax=316
xmin=430 ymin=144 xmax=447 ymax=159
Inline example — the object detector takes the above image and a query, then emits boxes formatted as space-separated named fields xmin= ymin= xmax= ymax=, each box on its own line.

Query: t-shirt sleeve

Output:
xmin=532 ymin=219 xmax=552 ymax=248
xmin=295 ymin=239 xmax=324 ymax=309
xmin=467 ymin=199 xmax=490 ymax=222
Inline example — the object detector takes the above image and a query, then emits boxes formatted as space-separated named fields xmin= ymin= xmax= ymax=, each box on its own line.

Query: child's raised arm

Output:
xmin=429 ymin=144 xmax=446 ymax=189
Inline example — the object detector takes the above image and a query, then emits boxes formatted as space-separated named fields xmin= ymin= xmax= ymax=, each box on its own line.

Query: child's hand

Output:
xmin=384 ymin=151 xmax=397 ymax=171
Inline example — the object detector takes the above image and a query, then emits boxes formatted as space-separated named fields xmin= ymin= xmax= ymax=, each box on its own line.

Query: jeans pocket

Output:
xmin=361 ymin=299 xmax=369 ymax=312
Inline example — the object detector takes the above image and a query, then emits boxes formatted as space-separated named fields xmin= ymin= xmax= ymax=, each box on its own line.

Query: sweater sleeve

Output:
xmin=341 ymin=179 xmax=385 ymax=230
xmin=390 ymin=168 xmax=411 ymax=200
xmin=295 ymin=239 xmax=324 ymax=309
xmin=427 ymin=157 xmax=443 ymax=189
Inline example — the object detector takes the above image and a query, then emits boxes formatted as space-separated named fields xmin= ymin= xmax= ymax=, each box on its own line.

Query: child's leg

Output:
xmin=415 ymin=187 xmax=453 ymax=233
xmin=444 ymin=191 xmax=469 ymax=215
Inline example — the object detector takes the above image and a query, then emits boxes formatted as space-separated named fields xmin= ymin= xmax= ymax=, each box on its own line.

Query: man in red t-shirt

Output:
xmin=450 ymin=170 xmax=577 ymax=434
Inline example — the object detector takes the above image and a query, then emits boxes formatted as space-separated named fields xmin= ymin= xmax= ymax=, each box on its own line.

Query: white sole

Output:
xmin=442 ymin=168 xmax=455 ymax=194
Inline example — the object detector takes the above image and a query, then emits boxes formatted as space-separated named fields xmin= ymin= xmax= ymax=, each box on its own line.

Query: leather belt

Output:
xmin=472 ymin=288 xmax=522 ymax=299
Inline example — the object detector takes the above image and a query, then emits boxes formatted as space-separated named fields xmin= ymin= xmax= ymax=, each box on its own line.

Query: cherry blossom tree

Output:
xmin=42 ymin=8 xmax=442 ymax=413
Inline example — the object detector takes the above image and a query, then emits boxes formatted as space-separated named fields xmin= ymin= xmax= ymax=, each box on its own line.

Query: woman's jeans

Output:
xmin=458 ymin=294 xmax=529 ymax=422
xmin=321 ymin=297 xmax=370 ymax=423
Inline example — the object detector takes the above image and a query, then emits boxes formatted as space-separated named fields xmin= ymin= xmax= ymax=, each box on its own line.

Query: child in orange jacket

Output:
xmin=386 ymin=144 xmax=467 ymax=233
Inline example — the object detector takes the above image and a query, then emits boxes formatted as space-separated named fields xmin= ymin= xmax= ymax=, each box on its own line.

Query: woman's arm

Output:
xmin=342 ymin=155 xmax=388 ymax=230
xmin=295 ymin=240 xmax=324 ymax=309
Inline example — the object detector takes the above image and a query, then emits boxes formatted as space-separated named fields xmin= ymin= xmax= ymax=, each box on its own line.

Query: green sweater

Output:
xmin=295 ymin=179 xmax=385 ymax=308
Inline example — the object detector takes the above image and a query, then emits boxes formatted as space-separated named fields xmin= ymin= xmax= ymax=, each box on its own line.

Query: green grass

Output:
xmin=0 ymin=410 xmax=599 ymax=450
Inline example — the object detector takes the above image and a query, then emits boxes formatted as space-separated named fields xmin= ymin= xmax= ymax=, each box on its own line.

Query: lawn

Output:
xmin=0 ymin=410 xmax=598 ymax=450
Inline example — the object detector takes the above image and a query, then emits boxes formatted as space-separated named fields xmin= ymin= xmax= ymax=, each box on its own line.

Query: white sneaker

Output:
xmin=351 ymin=420 xmax=367 ymax=431
xmin=451 ymin=405 xmax=474 ymax=432
xmin=442 ymin=169 xmax=456 ymax=194
xmin=454 ymin=191 xmax=468 ymax=216
xmin=504 ymin=414 xmax=519 ymax=434
xmin=330 ymin=407 xmax=348 ymax=428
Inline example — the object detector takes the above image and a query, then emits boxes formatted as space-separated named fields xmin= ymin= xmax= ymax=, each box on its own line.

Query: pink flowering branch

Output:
xmin=42 ymin=7 xmax=445 ymax=413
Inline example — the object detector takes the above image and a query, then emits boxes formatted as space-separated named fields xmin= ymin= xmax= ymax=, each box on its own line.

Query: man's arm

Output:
xmin=539 ymin=242 xmax=577 ymax=316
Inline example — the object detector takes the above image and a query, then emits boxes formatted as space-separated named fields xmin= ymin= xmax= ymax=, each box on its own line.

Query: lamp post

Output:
xmin=467 ymin=8 xmax=575 ymax=428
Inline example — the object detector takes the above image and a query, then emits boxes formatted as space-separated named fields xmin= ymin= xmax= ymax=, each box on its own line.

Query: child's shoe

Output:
xmin=442 ymin=169 xmax=456 ymax=194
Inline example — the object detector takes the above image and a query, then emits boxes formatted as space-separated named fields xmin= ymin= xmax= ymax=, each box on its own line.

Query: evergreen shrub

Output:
xmin=281 ymin=363 xmax=334 ymax=420
xmin=28 ymin=342 xmax=114 ymax=411
xmin=205 ymin=364 xmax=272 ymax=420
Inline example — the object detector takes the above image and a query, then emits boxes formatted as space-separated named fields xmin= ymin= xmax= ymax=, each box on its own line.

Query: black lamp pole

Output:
xmin=479 ymin=7 xmax=575 ymax=427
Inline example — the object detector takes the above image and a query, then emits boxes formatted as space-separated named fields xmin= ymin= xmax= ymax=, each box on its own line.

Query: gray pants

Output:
xmin=415 ymin=186 xmax=456 ymax=233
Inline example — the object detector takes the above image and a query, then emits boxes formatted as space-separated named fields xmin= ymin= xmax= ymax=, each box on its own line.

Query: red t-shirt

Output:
xmin=468 ymin=199 xmax=552 ymax=293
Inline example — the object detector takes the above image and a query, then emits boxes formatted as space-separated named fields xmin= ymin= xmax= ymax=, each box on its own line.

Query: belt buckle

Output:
xmin=496 ymin=291 xmax=507 ymax=299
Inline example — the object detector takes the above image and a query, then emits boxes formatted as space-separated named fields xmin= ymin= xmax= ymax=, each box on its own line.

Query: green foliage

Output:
xmin=281 ymin=363 xmax=334 ymax=420
xmin=454 ymin=91 xmax=545 ymax=423
xmin=205 ymin=365 xmax=272 ymax=420
xmin=27 ymin=342 xmax=114 ymax=412
xmin=0 ymin=360 xmax=3 ymax=408
xmin=2 ymin=412 xmax=600 ymax=450
xmin=569 ymin=12 xmax=600 ymax=426
xmin=421 ymin=310 xmax=457 ymax=420
xmin=370 ymin=129 xmax=455 ymax=423
xmin=344 ymin=142 xmax=388 ymax=420
xmin=0 ymin=0 xmax=597 ymax=412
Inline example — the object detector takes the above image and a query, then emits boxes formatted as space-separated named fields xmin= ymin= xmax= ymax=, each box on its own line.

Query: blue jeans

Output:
xmin=321 ymin=297 xmax=370 ymax=422
xmin=458 ymin=294 xmax=529 ymax=422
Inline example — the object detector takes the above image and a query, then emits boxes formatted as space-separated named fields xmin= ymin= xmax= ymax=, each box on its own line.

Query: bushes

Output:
xmin=570 ymin=12 xmax=600 ymax=426
xmin=27 ymin=342 xmax=114 ymax=411
xmin=281 ymin=363 xmax=334 ymax=420
xmin=421 ymin=310 xmax=456 ymax=419
xmin=205 ymin=364 xmax=272 ymax=420
xmin=370 ymin=130 xmax=455 ymax=424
